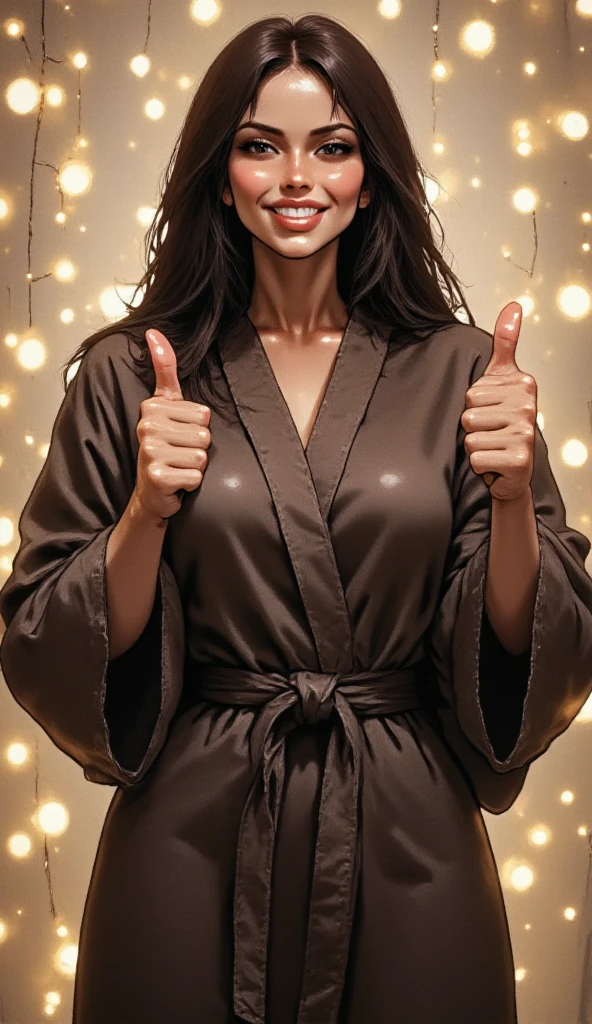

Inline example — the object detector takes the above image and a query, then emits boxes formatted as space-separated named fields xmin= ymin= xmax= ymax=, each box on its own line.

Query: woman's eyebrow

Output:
xmin=236 ymin=120 xmax=358 ymax=137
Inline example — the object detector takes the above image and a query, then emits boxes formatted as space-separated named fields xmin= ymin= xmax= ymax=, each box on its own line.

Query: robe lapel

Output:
xmin=218 ymin=310 xmax=389 ymax=675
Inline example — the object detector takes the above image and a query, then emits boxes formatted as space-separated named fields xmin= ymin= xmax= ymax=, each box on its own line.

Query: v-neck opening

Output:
xmin=244 ymin=312 xmax=355 ymax=458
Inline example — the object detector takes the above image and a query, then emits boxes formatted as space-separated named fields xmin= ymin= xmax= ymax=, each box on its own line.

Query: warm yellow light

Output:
xmin=516 ymin=142 xmax=532 ymax=156
xmin=576 ymin=0 xmax=592 ymax=15
xmin=58 ymin=159 xmax=92 ymax=196
xmin=515 ymin=968 xmax=527 ymax=982
xmin=130 ymin=54 xmax=150 ymax=77
xmin=144 ymin=97 xmax=165 ymax=120
xmin=46 ymin=85 xmax=65 ymax=107
xmin=512 ymin=187 xmax=537 ymax=213
xmin=516 ymin=294 xmax=535 ymax=317
xmin=76 ymin=136 xmax=89 ymax=148
xmin=433 ymin=141 xmax=445 ymax=154
xmin=54 ymin=943 xmax=78 ymax=978
xmin=72 ymin=51 xmax=87 ymax=69
xmin=17 ymin=336 xmax=46 ymax=370
xmin=561 ymin=438 xmax=588 ymax=468
xmin=564 ymin=907 xmax=577 ymax=921
xmin=561 ymin=790 xmax=575 ymax=804
xmin=432 ymin=61 xmax=450 ymax=81
xmin=6 ymin=741 xmax=28 ymax=766
xmin=5 ymin=77 xmax=40 ymax=114
xmin=460 ymin=19 xmax=495 ymax=57
xmin=60 ymin=307 xmax=75 ymax=324
xmin=99 ymin=283 xmax=142 ymax=319
xmin=5 ymin=18 xmax=23 ymax=37
xmin=189 ymin=0 xmax=222 ymax=25
xmin=528 ymin=825 xmax=551 ymax=847
xmin=136 ymin=205 xmax=157 ymax=226
xmin=523 ymin=62 xmax=537 ymax=75
xmin=7 ymin=833 xmax=32 ymax=858
xmin=423 ymin=176 xmax=440 ymax=206
xmin=583 ymin=212 xmax=591 ymax=223
xmin=38 ymin=801 xmax=69 ymax=837
xmin=55 ymin=211 xmax=66 ymax=224
xmin=377 ymin=0 xmax=402 ymax=15
xmin=557 ymin=283 xmax=590 ymax=320
xmin=4 ymin=332 xmax=18 ymax=347
xmin=178 ymin=75 xmax=193 ymax=89
xmin=0 ymin=517 xmax=14 ymax=546
xmin=53 ymin=259 xmax=76 ymax=282
xmin=0 ymin=195 xmax=11 ymax=221
xmin=559 ymin=110 xmax=589 ymax=141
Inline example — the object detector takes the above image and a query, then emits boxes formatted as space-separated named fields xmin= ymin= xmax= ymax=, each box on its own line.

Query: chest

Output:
xmin=258 ymin=334 xmax=342 ymax=451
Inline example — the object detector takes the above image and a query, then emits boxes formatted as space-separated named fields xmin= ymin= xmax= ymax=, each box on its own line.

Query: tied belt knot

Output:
xmin=193 ymin=661 xmax=427 ymax=1024
xmin=290 ymin=669 xmax=339 ymax=725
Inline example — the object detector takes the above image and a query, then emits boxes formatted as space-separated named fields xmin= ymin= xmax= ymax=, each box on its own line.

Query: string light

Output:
xmin=0 ymin=194 xmax=11 ymax=221
xmin=5 ymin=77 xmax=40 ymax=114
xmin=71 ymin=51 xmax=87 ymax=69
xmin=144 ymin=97 xmax=164 ymax=119
xmin=189 ymin=0 xmax=222 ymax=26
xmin=4 ymin=18 xmax=24 ymax=36
xmin=52 ymin=258 xmax=77 ymax=281
xmin=46 ymin=84 xmax=65 ymax=107
xmin=58 ymin=158 xmax=92 ymax=196
xmin=460 ymin=19 xmax=496 ymax=57
xmin=130 ymin=53 xmax=151 ymax=77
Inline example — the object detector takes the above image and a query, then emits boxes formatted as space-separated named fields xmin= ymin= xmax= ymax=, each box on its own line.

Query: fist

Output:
xmin=133 ymin=328 xmax=211 ymax=523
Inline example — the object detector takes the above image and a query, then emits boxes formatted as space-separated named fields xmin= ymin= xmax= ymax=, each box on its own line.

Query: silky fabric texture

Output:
xmin=1 ymin=310 xmax=592 ymax=1024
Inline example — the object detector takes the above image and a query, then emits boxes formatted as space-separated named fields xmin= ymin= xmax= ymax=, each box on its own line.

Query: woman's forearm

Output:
xmin=105 ymin=490 xmax=169 ymax=661
xmin=484 ymin=488 xmax=540 ymax=656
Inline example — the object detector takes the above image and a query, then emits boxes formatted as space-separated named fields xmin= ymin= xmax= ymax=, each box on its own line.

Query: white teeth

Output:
xmin=272 ymin=207 xmax=321 ymax=218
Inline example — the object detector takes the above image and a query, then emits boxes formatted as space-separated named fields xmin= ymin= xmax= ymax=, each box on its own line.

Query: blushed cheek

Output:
xmin=229 ymin=160 xmax=271 ymax=200
xmin=329 ymin=164 xmax=365 ymax=201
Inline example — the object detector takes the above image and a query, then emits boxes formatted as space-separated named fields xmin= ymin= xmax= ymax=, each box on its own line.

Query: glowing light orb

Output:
xmin=576 ymin=692 xmax=592 ymax=722
xmin=564 ymin=907 xmax=577 ymax=921
xmin=512 ymin=187 xmax=537 ymax=213
xmin=17 ymin=336 xmax=46 ymax=370
xmin=189 ymin=0 xmax=221 ymax=26
xmin=6 ymin=741 xmax=28 ymax=765
xmin=38 ymin=801 xmax=69 ymax=837
xmin=528 ymin=825 xmax=551 ymax=847
xmin=378 ymin=0 xmax=402 ymax=17
xmin=72 ymin=51 xmax=87 ymax=69
xmin=559 ymin=110 xmax=589 ymax=141
xmin=46 ymin=85 xmax=65 ymax=107
xmin=0 ymin=516 xmax=14 ymax=546
xmin=5 ymin=19 xmax=23 ymax=37
xmin=575 ymin=0 xmax=592 ymax=15
xmin=460 ymin=20 xmax=495 ymax=57
xmin=136 ymin=205 xmax=157 ymax=226
xmin=557 ymin=283 xmax=590 ymax=320
xmin=178 ymin=75 xmax=193 ymax=89
xmin=561 ymin=438 xmax=588 ymax=468
xmin=4 ymin=332 xmax=18 ymax=346
xmin=130 ymin=54 xmax=151 ymax=77
xmin=432 ymin=61 xmax=450 ymax=81
xmin=54 ymin=943 xmax=78 ymax=977
xmin=0 ymin=194 xmax=11 ymax=221
xmin=144 ymin=97 xmax=165 ymax=120
xmin=523 ymin=62 xmax=537 ymax=75
xmin=53 ymin=259 xmax=76 ymax=282
xmin=58 ymin=159 xmax=92 ymax=196
xmin=7 ymin=833 xmax=32 ymax=858
xmin=55 ymin=211 xmax=66 ymax=224
xmin=99 ymin=283 xmax=143 ymax=320
xmin=423 ymin=175 xmax=440 ymax=205
xmin=561 ymin=790 xmax=575 ymax=804
xmin=5 ymin=77 xmax=40 ymax=114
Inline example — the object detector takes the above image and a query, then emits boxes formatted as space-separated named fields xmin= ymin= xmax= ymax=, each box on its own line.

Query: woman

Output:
xmin=1 ymin=14 xmax=591 ymax=1024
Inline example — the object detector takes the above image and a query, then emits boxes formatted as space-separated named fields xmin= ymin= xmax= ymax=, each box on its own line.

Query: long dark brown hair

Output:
xmin=60 ymin=13 xmax=476 ymax=414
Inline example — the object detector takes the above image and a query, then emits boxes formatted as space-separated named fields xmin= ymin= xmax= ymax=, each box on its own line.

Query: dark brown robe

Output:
xmin=1 ymin=310 xmax=591 ymax=1024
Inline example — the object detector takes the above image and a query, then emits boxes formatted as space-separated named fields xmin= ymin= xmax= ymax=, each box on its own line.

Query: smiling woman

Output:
xmin=1 ymin=12 xmax=591 ymax=1024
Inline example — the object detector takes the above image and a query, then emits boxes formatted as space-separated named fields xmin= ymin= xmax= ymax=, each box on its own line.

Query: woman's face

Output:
xmin=222 ymin=67 xmax=370 ymax=257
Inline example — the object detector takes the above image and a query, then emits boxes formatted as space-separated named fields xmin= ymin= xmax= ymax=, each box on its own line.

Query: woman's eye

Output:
xmin=238 ymin=140 xmax=353 ymax=156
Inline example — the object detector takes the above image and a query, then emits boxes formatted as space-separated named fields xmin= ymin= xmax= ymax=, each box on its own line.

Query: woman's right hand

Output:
xmin=133 ymin=328 xmax=211 ymax=523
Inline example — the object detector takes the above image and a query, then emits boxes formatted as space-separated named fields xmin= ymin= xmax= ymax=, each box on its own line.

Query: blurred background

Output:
xmin=0 ymin=0 xmax=591 ymax=1021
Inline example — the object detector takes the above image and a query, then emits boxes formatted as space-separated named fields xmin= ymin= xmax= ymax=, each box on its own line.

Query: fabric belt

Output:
xmin=193 ymin=662 xmax=426 ymax=1024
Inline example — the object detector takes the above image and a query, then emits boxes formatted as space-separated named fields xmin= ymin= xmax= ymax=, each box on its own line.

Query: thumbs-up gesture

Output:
xmin=133 ymin=328 xmax=211 ymax=523
xmin=460 ymin=301 xmax=536 ymax=503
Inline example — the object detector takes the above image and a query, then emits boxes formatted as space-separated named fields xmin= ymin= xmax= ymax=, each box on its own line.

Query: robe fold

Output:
xmin=1 ymin=309 xmax=591 ymax=1024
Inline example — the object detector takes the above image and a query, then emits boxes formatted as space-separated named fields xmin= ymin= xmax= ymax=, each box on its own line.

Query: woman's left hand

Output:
xmin=461 ymin=301 xmax=537 ymax=504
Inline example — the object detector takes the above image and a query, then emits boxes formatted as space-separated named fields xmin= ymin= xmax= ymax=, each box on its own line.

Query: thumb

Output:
xmin=485 ymin=301 xmax=523 ymax=375
xmin=145 ymin=329 xmax=183 ymax=400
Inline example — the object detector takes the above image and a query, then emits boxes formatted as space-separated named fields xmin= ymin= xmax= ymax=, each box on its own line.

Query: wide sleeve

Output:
xmin=426 ymin=329 xmax=592 ymax=815
xmin=0 ymin=333 xmax=186 ymax=789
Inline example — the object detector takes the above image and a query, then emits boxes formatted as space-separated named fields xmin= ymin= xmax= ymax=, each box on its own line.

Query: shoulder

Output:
xmin=434 ymin=320 xmax=494 ymax=364
xmin=67 ymin=331 xmax=151 ymax=396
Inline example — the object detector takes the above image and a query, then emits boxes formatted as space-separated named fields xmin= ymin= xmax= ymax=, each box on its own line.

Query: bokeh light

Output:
xmin=5 ymin=77 xmax=40 ymax=114
xmin=130 ymin=54 xmax=151 ymax=77
xmin=144 ymin=97 xmax=165 ymax=119
xmin=58 ymin=159 xmax=93 ymax=196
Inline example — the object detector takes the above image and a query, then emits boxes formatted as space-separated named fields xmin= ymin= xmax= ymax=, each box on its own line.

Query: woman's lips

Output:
xmin=267 ymin=207 xmax=327 ymax=230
